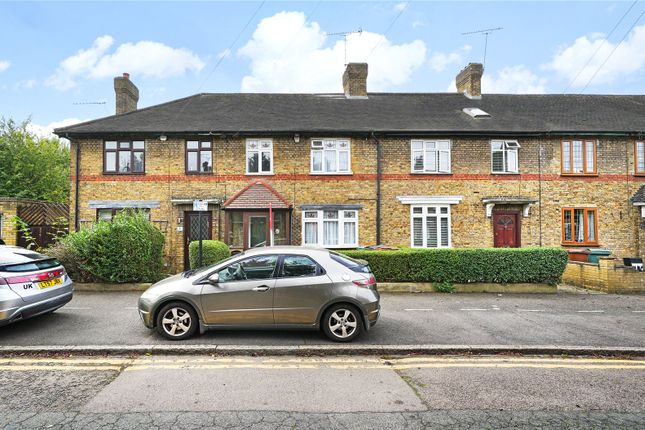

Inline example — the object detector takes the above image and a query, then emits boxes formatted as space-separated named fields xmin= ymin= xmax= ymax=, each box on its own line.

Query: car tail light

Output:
xmin=0 ymin=277 xmax=7 ymax=287
xmin=353 ymin=275 xmax=376 ymax=288
xmin=4 ymin=268 xmax=65 ymax=284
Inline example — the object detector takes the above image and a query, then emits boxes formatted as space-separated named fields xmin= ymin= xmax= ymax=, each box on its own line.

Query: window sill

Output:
xmin=102 ymin=172 xmax=146 ymax=176
xmin=491 ymin=172 xmax=520 ymax=175
xmin=246 ymin=172 xmax=275 ymax=176
xmin=410 ymin=171 xmax=452 ymax=175
xmin=561 ymin=242 xmax=600 ymax=247
xmin=560 ymin=173 xmax=598 ymax=177
xmin=186 ymin=172 xmax=213 ymax=175
xmin=309 ymin=172 xmax=354 ymax=176
xmin=303 ymin=244 xmax=358 ymax=249
xmin=634 ymin=173 xmax=645 ymax=177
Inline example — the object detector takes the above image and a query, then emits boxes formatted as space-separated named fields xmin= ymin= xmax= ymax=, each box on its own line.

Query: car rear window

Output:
xmin=0 ymin=258 xmax=61 ymax=273
xmin=330 ymin=252 xmax=371 ymax=274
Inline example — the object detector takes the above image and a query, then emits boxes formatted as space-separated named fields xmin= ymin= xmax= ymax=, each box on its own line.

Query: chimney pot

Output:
xmin=342 ymin=63 xmax=368 ymax=98
xmin=114 ymin=73 xmax=139 ymax=114
xmin=456 ymin=63 xmax=483 ymax=98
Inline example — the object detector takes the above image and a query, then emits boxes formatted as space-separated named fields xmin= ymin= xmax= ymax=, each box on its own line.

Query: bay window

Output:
xmin=302 ymin=209 xmax=358 ymax=247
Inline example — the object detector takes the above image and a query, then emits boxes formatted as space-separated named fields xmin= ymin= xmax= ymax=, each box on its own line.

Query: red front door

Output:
xmin=493 ymin=212 xmax=520 ymax=248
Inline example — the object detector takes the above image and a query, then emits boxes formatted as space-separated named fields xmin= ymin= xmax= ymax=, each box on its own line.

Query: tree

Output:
xmin=0 ymin=118 xmax=70 ymax=203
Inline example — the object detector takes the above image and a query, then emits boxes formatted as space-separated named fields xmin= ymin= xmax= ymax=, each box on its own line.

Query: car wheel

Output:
xmin=322 ymin=304 xmax=363 ymax=342
xmin=156 ymin=302 xmax=198 ymax=341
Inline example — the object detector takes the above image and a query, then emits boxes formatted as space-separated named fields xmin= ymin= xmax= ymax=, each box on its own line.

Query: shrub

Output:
xmin=433 ymin=281 xmax=455 ymax=293
xmin=44 ymin=211 xmax=165 ymax=283
xmin=339 ymin=247 xmax=568 ymax=285
xmin=189 ymin=240 xmax=231 ymax=269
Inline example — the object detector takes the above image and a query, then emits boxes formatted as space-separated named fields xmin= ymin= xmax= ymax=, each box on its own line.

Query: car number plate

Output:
xmin=39 ymin=278 xmax=62 ymax=289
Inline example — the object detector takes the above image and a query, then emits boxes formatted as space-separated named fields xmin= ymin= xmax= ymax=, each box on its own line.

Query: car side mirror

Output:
xmin=207 ymin=273 xmax=219 ymax=285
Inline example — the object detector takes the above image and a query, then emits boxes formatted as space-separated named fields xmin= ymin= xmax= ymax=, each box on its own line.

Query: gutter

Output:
xmin=371 ymin=132 xmax=382 ymax=246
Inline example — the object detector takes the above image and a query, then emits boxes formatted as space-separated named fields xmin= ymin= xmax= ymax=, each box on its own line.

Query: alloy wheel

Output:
xmin=328 ymin=308 xmax=358 ymax=339
xmin=161 ymin=307 xmax=192 ymax=337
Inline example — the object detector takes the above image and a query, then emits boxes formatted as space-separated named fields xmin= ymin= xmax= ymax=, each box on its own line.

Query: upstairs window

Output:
xmin=311 ymin=139 xmax=351 ymax=174
xmin=246 ymin=139 xmax=273 ymax=174
xmin=302 ymin=210 xmax=357 ymax=247
xmin=411 ymin=140 xmax=451 ymax=173
xmin=410 ymin=205 xmax=451 ymax=248
xmin=635 ymin=141 xmax=645 ymax=175
xmin=491 ymin=140 xmax=520 ymax=173
xmin=562 ymin=140 xmax=596 ymax=175
xmin=562 ymin=207 xmax=598 ymax=245
xmin=186 ymin=141 xmax=212 ymax=173
xmin=104 ymin=140 xmax=145 ymax=174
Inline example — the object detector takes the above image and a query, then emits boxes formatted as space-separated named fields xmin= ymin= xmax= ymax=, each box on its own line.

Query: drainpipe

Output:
xmin=371 ymin=132 xmax=382 ymax=246
xmin=69 ymin=134 xmax=80 ymax=232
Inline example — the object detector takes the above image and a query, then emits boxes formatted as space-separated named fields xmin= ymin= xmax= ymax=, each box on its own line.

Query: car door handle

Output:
xmin=252 ymin=285 xmax=271 ymax=292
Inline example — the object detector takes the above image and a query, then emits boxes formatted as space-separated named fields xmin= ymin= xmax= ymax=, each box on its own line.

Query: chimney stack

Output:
xmin=343 ymin=63 xmax=368 ymax=98
xmin=456 ymin=63 xmax=483 ymax=98
xmin=114 ymin=72 xmax=139 ymax=114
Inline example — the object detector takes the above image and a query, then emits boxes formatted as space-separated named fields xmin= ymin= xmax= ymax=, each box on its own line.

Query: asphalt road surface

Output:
xmin=0 ymin=292 xmax=643 ymax=347
xmin=0 ymin=355 xmax=643 ymax=429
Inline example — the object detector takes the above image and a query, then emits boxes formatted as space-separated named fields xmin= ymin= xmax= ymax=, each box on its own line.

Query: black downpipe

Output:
xmin=371 ymin=133 xmax=382 ymax=246
xmin=71 ymin=135 xmax=80 ymax=232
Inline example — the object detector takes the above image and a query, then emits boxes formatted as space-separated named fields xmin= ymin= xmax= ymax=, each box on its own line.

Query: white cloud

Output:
xmin=46 ymin=35 xmax=205 ymax=90
xmin=429 ymin=45 xmax=471 ymax=72
xmin=544 ymin=24 xmax=645 ymax=88
xmin=394 ymin=2 xmax=408 ymax=12
xmin=0 ymin=60 xmax=10 ymax=73
xmin=237 ymin=11 xmax=426 ymax=92
xmin=218 ymin=48 xmax=232 ymax=59
xmin=15 ymin=79 xmax=37 ymax=90
xmin=481 ymin=65 xmax=547 ymax=94
xmin=28 ymin=118 xmax=87 ymax=139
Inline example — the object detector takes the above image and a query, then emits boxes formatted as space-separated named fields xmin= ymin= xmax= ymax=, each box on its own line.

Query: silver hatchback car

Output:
xmin=138 ymin=246 xmax=380 ymax=342
xmin=0 ymin=246 xmax=74 ymax=327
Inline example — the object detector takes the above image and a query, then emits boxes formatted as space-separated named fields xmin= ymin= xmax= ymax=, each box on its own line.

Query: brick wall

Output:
xmin=71 ymin=134 xmax=645 ymax=273
xmin=0 ymin=201 xmax=18 ymax=245
xmin=563 ymin=258 xmax=645 ymax=293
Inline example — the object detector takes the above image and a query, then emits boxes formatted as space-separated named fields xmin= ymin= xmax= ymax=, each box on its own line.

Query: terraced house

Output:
xmin=55 ymin=63 xmax=645 ymax=272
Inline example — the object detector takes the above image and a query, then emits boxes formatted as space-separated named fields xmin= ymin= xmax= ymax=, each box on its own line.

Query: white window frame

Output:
xmin=410 ymin=205 xmax=452 ymax=248
xmin=491 ymin=140 xmax=520 ymax=174
xmin=310 ymin=139 xmax=352 ymax=174
xmin=636 ymin=141 xmax=645 ymax=175
xmin=301 ymin=209 xmax=358 ymax=248
xmin=246 ymin=139 xmax=274 ymax=175
xmin=410 ymin=140 xmax=451 ymax=174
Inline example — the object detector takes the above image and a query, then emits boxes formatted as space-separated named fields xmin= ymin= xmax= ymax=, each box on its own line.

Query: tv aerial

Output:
xmin=462 ymin=27 xmax=503 ymax=69
xmin=327 ymin=28 xmax=363 ymax=65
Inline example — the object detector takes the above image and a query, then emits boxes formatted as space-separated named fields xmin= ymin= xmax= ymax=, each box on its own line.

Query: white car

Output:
xmin=0 ymin=246 xmax=73 ymax=327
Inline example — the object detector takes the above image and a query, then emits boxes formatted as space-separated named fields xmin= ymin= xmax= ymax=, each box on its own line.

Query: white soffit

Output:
xmin=397 ymin=196 xmax=463 ymax=205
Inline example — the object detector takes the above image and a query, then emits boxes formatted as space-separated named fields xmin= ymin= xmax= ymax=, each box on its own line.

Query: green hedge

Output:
xmin=189 ymin=240 xmax=231 ymax=269
xmin=340 ymin=247 xmax=568 ymax=285
xmin=44 ymin=211 xmax=165 ymax=283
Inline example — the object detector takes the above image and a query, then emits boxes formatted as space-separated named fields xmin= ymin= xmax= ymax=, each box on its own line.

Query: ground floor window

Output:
xmin=562 ymin=207 xmax=597 ymax=245
xmin=302 ymin=209 xmax=358 ymax=247
xmin=410 ymin=205 xmax=451 ymax=248
xmin=96 ymin=208 xmax=150 ymax=221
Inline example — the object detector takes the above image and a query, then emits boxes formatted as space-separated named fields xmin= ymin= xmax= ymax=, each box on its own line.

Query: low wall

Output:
xmin=563 ymin=257 xmax=645 ymax=294
xmin=378 ymin=282 xmax=556 ymax=294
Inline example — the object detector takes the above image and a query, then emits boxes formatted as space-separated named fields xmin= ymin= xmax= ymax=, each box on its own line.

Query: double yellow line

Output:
xmin=0 ymin=356 xmax=643 ymax=372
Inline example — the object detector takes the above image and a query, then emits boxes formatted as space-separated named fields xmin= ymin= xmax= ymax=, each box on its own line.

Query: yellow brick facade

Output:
xmin=70 ymin=135 xmax=645 ymax=273
xmin=0 ymin=201 xmax=18 ymax=246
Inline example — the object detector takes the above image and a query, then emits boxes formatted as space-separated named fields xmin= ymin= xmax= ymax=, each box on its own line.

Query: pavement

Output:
xmin=0 ymin=292 xmax=643 ymax=354
xmin=0 ymin=355 xmax=643 ymax=429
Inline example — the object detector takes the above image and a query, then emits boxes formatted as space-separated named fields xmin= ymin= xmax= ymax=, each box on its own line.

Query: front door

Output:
xmin=248 ymin=215 xmax=268 ymax=248
xmin=200 ymin=254 xmax=278 ymax=325
xmin=493 ymin=212 xmax=520 ymax=248
xmin=184 ymin=211 xmax=212 ymax=270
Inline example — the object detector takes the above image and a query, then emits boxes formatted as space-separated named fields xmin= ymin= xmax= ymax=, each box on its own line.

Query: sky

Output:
xmin=1 ymin=1 xmax=644 ymax=137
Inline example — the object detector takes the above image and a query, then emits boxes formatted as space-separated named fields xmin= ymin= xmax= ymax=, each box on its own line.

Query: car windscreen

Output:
xmin=329 ymin=251 xmax=371 ymax=273
xmin=183 ymin=253 xmax=242 ymax=278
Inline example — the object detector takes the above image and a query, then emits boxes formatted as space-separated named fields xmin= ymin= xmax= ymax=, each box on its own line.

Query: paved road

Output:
xmin=0 ymin=355 xmax=643 ymax=429
xmin=0 ymin=292 xmax=643 ymax=347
